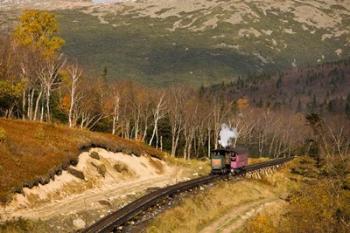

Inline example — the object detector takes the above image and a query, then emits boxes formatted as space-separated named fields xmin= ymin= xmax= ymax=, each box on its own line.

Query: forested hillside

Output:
xmin=1 ymin=0 xmax=350 ymax=85
xmin=206 ymin=59 xmax=350 ymax=116
xmin=0 ymin=9 xmax=349 ymax=160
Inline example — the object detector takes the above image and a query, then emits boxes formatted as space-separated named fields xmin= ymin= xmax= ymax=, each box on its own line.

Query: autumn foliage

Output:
xmin=13 ymin=10 xmax=64 ymax=57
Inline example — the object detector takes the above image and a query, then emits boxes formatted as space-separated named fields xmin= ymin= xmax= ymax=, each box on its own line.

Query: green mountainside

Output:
xmin=1 ymin=0 xmax=350 ymax=86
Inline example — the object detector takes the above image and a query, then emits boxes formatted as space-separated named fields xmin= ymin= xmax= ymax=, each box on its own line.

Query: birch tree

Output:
xmin=67 ymin=62 xmax=82 ymax=127
xmin=38 ymin=54 xmax=65 ymax=121
xmin=167 ymin=86 xmax=187 ymax=156
xmin=149 ymin=92 xmax=166 ymax=147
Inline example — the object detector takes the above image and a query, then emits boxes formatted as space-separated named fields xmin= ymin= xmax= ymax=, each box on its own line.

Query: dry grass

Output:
xmin=244 ymin=156 xmax=350 ymax=233
xmin=113 ymin=161 xmax=135 ymax=177
xmin=146 ymin=179 xmax=276 ymax=233
xmin=146 ymin=158 xmax=303 ymax=233
xmin=0 ymin=218 xmax=48 ymax=233
xmin=163 ymin=155 xmax=211 ymax=177
xmin=249 ymin=157 xmax=270 ymax=164
xmin=0 ymin=118 xmax=164 ymax=204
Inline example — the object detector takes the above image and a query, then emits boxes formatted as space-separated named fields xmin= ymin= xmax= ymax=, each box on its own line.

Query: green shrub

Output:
xmin=0 ymin=127 xmax=6 ymax=142
xmin=22 ymin=180 xmax=35 ymax=189
xmin=38 ymin=176 xmax=50 ymax=185
xmin=11 ymin=185 xmax=23 ymax=194
xmin=89 ymin=151 xmax=100 ymax=160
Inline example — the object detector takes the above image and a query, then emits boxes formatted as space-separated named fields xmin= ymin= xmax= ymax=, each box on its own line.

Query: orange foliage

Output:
xmin=237 ymin=97 xmax=249 ymax=110
xmin=59 ymin=95 xmax=70 ymax=112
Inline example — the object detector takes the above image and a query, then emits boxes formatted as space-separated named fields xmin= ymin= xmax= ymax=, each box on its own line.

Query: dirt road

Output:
xmin=2 ymin=167 xmax=184 ymax=221
xmin=200 ymin=198 xmax=282 ymax=233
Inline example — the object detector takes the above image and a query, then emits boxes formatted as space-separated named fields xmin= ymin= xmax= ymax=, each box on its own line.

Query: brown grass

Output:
xmin=249 ymin=157 xmax=270 ymax=164
xmin=146 ymin=158 xmax=301 ymax=233
xmin=0 ymin=218 xmax=47 ymax=233
xmin=0 ymin=118 xmax=164 ymax=204
xmin=146 ymin=180 xmax=276 ymax=233
xmin=244 ymin=156 xmax=350 ymax=233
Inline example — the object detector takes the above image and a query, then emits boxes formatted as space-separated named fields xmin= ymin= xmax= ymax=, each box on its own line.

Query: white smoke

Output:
xmin=218 ymin=123 xmax=238 ymax=148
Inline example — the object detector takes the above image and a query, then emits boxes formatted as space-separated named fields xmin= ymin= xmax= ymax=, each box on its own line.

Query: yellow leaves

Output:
xmin=13 ymin=10 xmax=64 ymax=58
xmin=59 ymin=69 xmax=71 ymax=86
xmin=0 ymin=80 xmax=24 ymax=98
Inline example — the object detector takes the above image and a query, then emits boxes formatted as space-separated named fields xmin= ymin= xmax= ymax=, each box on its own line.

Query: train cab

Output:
xmin=230 ymin=148 xmax=248 ymax=173
xmin=210 ymin=149 xmax=226 ymax=174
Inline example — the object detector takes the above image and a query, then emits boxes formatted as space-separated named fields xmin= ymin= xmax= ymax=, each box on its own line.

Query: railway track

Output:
xmin=81 ymin=157 xmax=293 ymax=233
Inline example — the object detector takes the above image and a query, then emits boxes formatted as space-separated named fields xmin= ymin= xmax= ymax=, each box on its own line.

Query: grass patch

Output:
xmin=163 ymin=154 xmax=211 ymax=177
xmin=113 ymin=161 xmax=135 ymax=177
xmin=0 ymin=127 xmax=6 ymax=142
xmin=91 ymin=162 xmax=107 ymax=177
xmin=146 ymin=157 xmax=306 ymax=233
xmin=0 ymin=218 xmax=47 ymax=233
xmin=146 ymin=179 xmax=276 ymax=233
xmin=243 ymin=156 xmax=350 ymax=233
xmin=0 ymin=118 xmax=164 ymax=204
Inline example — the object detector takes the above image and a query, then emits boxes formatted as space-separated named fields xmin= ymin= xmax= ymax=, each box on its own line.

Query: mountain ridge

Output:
xmin=1 ymin=0 xmax=349 ymax=86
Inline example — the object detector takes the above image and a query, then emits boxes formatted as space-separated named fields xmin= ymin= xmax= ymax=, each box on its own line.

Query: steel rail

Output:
xmin=81 ymin=156 xmax=293 ymax=233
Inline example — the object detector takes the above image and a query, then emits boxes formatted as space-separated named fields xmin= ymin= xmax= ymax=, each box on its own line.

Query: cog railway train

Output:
xmin=210 ymin=148 xmax=248 ymax=175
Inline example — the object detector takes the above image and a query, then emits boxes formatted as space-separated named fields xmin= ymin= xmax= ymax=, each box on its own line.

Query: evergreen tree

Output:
xmin=346 ymin=102 xmax=350 ymax=118
xmin=346 ymin=93 xmax=350 ymax=118
xmin=276 ymin=75 xmax=282 ymax=89
xmin=297 ymin=99 xmax=302 ymax=112
xmin=101 ymin=66 xmax=108 ymax=81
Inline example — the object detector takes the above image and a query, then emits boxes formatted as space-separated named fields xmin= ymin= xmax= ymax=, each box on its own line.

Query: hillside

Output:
xmin=0 ymin=118 xmax=163 ymax=204
xmin=1 ymin=0 xmax=350 ymax=86
xmin=146 ymin=156 xmax=350 ymax=233
xmin=205 ymin=58 xmax=350 ymax=116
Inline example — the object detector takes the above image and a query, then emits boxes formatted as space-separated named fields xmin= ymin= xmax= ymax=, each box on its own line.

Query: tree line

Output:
xmin=1 ymin=10 xmax=349 ymax=159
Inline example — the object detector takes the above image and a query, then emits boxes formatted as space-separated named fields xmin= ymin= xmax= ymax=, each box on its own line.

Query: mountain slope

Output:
xmin=1 ymin=0 xmax=350 ymax=86
xmin=205 ymin=58 xmax=350 ymax=116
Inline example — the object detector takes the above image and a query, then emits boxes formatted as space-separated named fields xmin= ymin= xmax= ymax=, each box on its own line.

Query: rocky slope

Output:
xmin=1 ymin=0 xmax=350 ymax=85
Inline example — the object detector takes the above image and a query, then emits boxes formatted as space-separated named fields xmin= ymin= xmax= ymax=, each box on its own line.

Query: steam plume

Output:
xmin=219 ymin=124 xmax=238 ymax=148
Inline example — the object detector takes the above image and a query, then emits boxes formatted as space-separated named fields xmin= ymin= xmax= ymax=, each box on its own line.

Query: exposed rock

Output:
xmin=73 ymin=218 xmax=86 ymax=229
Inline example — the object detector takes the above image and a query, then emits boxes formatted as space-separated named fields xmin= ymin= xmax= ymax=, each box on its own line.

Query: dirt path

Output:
xmin=200 ymin=198 xmax=282 ymax=233
xmin=2 ymin=167 xmax=184 ymax=220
